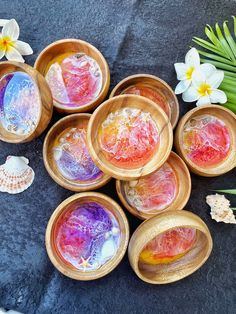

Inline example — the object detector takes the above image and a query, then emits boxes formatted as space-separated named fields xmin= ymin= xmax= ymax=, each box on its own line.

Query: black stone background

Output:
xmin=0 ymin=0 xmax=235 ymax=313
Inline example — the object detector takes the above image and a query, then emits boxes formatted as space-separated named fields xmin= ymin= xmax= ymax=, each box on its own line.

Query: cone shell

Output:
xmin=0 ymin=156 xmax=35 ymax=194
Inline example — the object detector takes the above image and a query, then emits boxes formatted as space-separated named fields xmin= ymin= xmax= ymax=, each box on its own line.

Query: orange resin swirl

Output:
xmin=98 ymin=107 xmax=159 ymax=169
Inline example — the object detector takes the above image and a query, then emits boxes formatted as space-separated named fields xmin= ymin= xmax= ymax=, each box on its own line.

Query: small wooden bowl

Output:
xmin=34 ymin=39 xmax=110 ymax=114
xmin=46 ymin=192 xmax=129 ymax=280
xmin=175 ymin=105 xmax=236 ymax=177
xmin=0 ymin=61 xmax=53 ymax=143
xmin=110 ymin=74 xmax=179 ymax=128
xmin=128 ymin=210 xmax=213 ymax=284
xmin=87 ymin=95 xmax=173 ymax=180
xmin=116 ymin=152 xmax=191 ymax=220
xmin=43 ymin=113 xmax=111 ymax=191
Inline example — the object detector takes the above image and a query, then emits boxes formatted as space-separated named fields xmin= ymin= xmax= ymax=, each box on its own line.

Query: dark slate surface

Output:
xmin=0 ymin=0 xmax=236 ymax=313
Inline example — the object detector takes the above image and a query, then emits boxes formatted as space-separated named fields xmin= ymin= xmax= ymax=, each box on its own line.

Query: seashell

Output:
xmin=206 ymin=194 xmax=236 ymax=224
xmin=0 ymin=156 xmax=35 ymax=194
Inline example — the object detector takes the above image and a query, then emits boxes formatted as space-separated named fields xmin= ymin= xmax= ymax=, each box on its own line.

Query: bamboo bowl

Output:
xmin=46 ymin=192 xmax=129 ymax=280
xmin=116 ymin=152 xmax=191 ymax=220
xmin=87 ymin=95 xmax=173 ymax=180
xmin=128 ymin=210 xmax=213 ymax=284
xmin=34 ymin=39 xmax=110 ymax=114
xmin=0 ymin=61 xmax=53 ymax=143
xmin=174 ymin=105 xmax=236 ymax=176
xmin=110 ymin=74 xmax=179 ymax=128
xmin=43 ymin=113 xmax=111 ymax=192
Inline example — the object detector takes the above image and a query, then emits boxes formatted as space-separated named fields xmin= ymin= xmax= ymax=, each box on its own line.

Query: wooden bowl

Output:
xmin=87 ymin=95 xmax=173 ymax=180
xmin=174 ymin=105 xmax=236 ymax=177
xmin=116 ymin=152 xmax=191 ymax=220
xmin=34 ymin=39 xmax=110 ymax=114
xmin=128 ymin=210 xmax=213 ymax=284
xmin=110 ymin=74 xmax=179 ymax=128
xmin=0 ymin=61 xmax=53 ymax=143
xmin=43 ymin=113 xmax=111 ymax=191
xmin=46 ymin=192 xmax=129 ymax=280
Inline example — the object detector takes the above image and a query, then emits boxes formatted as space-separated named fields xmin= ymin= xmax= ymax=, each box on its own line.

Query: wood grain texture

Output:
xmin=128 ymin=210 xmax=213 ymax=284
xmin=110 ymin=74 xmax=179 ymax=128
xmin=43 ymin=113 xmax=111 ymax=191
xmin=0 ymin=61 xmax=53 ymax=143
xmin=34 ymin=39 xmax=110 ymax=114
xmin=116 ymin=151 xmax=191 ymax=220
xmin=174 ymin=105 xmax=236 ymax=177
xmin=87 ymin=94 xmax=173 ymax=180
xmin=45 ymin=192 xmax=130 ymax=280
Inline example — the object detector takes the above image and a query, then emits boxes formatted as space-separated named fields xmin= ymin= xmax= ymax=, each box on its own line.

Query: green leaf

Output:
xmin=224 ymin=71 xmax=236 ymax=79
xmin=220 ymin=82 xmax=236 ymax=92
xmin=200 ymin=58 xmax=236 ymax=72
xmin=232 ymin=16 xmax=236 ymax=37
xmin=222 ymin=76 xmax=236 ymax=84
xmin=223 ymin=102 xmax=236 ymax=113
xmin=215 ymin=22 xmax=236 ymax=60
xmin=198 ymin=49 xmax=234 ymax=65
xmin=205 ymin=25 xmax=222 ymax=47
xmin=223 ymin=91 xmax=236 ymax=103
xmin=213 ymin=189 xmax=236 ymax=194
xmin=223 ymin=21 xmax=236 ymax=58
xmin=193 ymin=37 xmax=227 ymax=57
xmin=231 ymin=208 xmax=236 ymax=211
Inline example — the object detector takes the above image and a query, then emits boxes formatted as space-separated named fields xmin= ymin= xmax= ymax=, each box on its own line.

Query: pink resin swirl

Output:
xmin=98 ymin=107 xmax=159 ymax=169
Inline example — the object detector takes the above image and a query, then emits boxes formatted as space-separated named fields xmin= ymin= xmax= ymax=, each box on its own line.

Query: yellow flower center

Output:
xmin=0 ymin=36 xmax=13 ymax=51
xmin=198 ymin=83 xmax=212 ymax=97
xmin=186 ymin=67 xmax=194 ymax=80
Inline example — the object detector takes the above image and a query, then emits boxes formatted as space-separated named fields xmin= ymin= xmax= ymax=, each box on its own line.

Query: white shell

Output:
xmin=206 ymin=194 xmax=236 ymax=224
xmin=0 ymin=156 xmax=35 ymax=194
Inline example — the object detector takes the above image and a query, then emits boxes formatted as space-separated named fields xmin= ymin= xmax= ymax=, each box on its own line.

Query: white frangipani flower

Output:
xmin=0 ymin=19 xmax=33 ymax=63
xmin=182 ymin=65 xmax=227 ymax=106
xmin=174 ymin=47 xmax=201 ymax=94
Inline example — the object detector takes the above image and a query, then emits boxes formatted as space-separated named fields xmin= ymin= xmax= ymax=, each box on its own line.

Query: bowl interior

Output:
xmin=44 ymin=114 xmax=110 ymax=191
xmin=138 ymin=228 xmax=209 ymax=283
xmin=47 ymin=193 xmax=129 ymax=280
xmin=117 ymin=152 xmax=191 ymax=219
xmin=0 ymin=62 xmax=42 ymax=143
xmin=176 ymin=106 xmax=236 ymax=175
xmin=35 ymin=40 xmax=109 ymax=110
xmin=87 ymin=95 xmax=173 ymax=180
xmin=110 ymin=75 xmax=179 ymax=128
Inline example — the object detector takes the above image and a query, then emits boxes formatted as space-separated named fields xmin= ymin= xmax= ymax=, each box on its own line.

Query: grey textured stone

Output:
xmin=0 ymin=0 xmax=235 ymax=313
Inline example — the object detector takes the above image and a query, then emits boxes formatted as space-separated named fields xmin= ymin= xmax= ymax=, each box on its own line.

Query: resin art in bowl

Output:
xmin=0 ymin=71 xmax=40 ymax=136
xmin=98 ymin=107 xmax=159 ymax=169
xmin=182 ymin=115 xmax=231 ymax=168
xmin=45 ymin=52 xmax=102 ymax=108
xmin=54 ymin=201 xmax=121 ymax=272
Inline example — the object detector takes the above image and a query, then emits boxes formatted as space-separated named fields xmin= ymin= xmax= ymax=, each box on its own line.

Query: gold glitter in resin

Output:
xmin=98 ymin=107 xmax=159 ymax=169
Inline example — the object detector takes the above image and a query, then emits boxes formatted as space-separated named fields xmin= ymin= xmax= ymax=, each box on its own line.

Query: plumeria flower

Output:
xmin=182 ymin=65 xmax=227 ymax=106
xmin=174 ymin=48 xmax=201 ymax=94
xmin=0 ymin=19 xmax=33 ymax=62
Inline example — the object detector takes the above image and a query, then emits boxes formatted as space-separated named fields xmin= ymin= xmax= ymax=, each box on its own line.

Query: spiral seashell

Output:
xmin=0 ymin=156 xmax=35 ymax=194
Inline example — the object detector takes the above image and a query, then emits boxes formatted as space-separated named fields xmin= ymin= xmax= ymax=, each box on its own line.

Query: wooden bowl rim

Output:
xmin=45 ymin=192 xmax=130 ymax=280
xmin=34 ymin=38 xmax=110 ymax=113
xmin=109 ymin=73 xmax=179 ymax=128
xmin=43 ymin=113 xmax=111 ymax=191
xmin=87 ymin=94 xmax=173 ymax=180
xmin=128 ymin=210 xmax=213 ymax=284
xmin=0 ymin=61 xmax=46 ymax=143
xmin=174 ymin=104 xmax=236 ymax=176
xmin=116 ymin=151 xmax=191 ymax=220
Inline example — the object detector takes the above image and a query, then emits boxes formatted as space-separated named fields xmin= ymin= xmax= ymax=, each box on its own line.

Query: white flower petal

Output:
xmin=199 ymin=63 xmax=217 ymax=78
xmin=175 ymin=79 xmax=190 ymax=94
xmin=5 ymin=46 xmax=24 ymax=62
xmin=2 ymin=19 xmax=19 ymax=41
xmin=207 ymin=70 xmax=224 ymax=88
xmin=14 ymin=40 xmax=33 ymax=55
xmin=192 ymin=69 xmax=206 ymax=88
xmin=182 ymin=86 xmax=199 ymax=102
xmin=0 ymin=19 xmax=9 ymax=27
xmin=174 ymin=63 xmax=188 ymax=80
xmin=185 ymin=48 xmax=200 ymax=67
xmin=196 ymin=95 xmax=211 ymax=106
xmin=210 ymin=89 xmax=227 ymax=104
